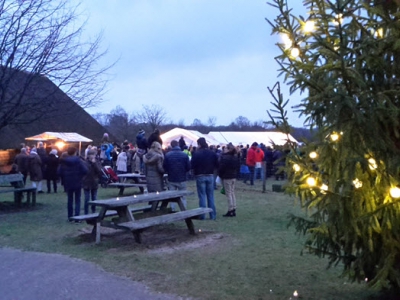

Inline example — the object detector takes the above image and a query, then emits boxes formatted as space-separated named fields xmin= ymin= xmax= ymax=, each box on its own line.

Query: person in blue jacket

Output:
xmin=58 ymin=147 xmax=88 ymax=222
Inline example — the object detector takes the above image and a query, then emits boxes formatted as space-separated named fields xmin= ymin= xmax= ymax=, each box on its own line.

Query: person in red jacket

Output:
xmin=254 ymin=144 xmax=265 ymax=182
xmin=245 ymin=142 xmax=258 ymax=185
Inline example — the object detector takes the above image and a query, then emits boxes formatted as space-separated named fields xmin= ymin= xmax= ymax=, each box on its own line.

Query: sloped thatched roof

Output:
xmin=0 ymin=68 xmax=108 ymax=150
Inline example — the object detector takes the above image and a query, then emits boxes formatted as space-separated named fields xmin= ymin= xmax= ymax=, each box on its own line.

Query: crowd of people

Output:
xmin=6 ymin=128 xmax=289 ymax=222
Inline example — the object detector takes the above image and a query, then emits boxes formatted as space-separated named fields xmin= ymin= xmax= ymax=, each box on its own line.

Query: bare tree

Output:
xmin=0 ymin=0 xmax=111 ymax=131
xmin=131 ymin=104 xmax=168 ymax=132
xmin=207 ymin=116 xmax=217 ymax=127
xmin=234 ymin=116 xmax=251 ymax=129
xmin=191 ymin=118 xmax=203 ymax=127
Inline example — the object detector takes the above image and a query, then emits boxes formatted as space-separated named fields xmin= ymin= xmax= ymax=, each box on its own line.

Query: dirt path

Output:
xmin=0 ymin=247 xmax=187 ymax=300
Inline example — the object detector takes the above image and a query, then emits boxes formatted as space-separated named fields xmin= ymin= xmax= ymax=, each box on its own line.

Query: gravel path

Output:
xmin=0 ymin=248 xmax=185 ymax=300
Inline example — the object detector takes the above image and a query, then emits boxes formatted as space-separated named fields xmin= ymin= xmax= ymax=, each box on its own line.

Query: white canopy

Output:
xmin=25 ymin=132 xmax=93 ymax=143
xmin=25 ymin=132 xmax=93 ymax=154
xmin=160 ymin=127 xmax=221 ymax=149
xmin=160 ymin=128 xmax=298 ymax=149
xmin=208 ymin=131 xmax=298 ymax=147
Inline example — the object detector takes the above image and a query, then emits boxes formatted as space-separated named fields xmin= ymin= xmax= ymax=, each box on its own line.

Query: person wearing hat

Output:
xmin=191 ymin=137 xmax=219 ymax=220
xmin=147 ymin=128 xmax=163 ymax=150
xmin=218 ymin=143 xmax=240 ymax=217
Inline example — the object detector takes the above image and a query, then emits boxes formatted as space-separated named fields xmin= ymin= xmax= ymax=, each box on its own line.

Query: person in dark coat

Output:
xmin=82 ymin=153 xmax=102 ymax=214
xmin=178 ymin=136 xmax=186 ymax=151
xmin=191 ymin=137 xmax=219 ymax=220
xmin=14 ymin=147 xmax=29 ymax=185
xmin=218 ymin=143 xmax=240 ymax=217
xmin=147 ymin=129 xmax=163 ymax=150
xmin=143 ymin=141 xmax=165 ymax=192
xmin=163 ymin=140 xmax=190 ymax=211
xmin=28 ymin=148 xmax=43 ymax=191
xmin=58 ymin=147 xmax=88 ymax=221
xmin=45 ymin=149 xmax=59 ymax=193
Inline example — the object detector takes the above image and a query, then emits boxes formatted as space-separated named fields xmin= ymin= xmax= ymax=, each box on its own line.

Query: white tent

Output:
xmin=160 ymin=127 xmax=221 ymax=149
xmin=206 ymin=131 xmax=298 ymax=147
xmin=25 ymin=132 xmax=93 ymax=154
xmin=160 ymin=128 xmax=298 ymax=149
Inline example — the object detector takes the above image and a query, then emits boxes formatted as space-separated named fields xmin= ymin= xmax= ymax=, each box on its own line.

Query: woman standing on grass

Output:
xmin=218 ymin=143 xmax=240 ymax=217
xmin=143 ymin=141 xmax=165 ymax=192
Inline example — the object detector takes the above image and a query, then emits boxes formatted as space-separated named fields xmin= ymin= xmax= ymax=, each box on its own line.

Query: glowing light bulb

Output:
xmin=291 ymin=47 xmax=300 ymax=58
xmin=368 ymin=158 xmax=377 ymax=170
xmin=293 ymin=290 xmax=299 ymax=297
xmin=307 ymin=177 xmax=316 ymax=187
xmin=281 ymin=33 xmax=292 ymax=50
xmin=390 ymin=187 xmax=400 ymax=198
xmin=330 ymin=133 xmax=339 ymax=141
xmin=320 ymin=184 xmax=328 ymax=193
xmin=293 ymin=164 xmax=301 ymax=172
xmin=309 ymin=151 xmax=318 ymax=159
xmin=134 ymin=195 xmax=137 ymax=198
xmin=303 ymin=20 xmax=315 ymax=33
xmin=353 ymin=178 xmax=362 ymax=189
xmin=199 ymin=229 xmax=202 ymax=232
xmin=116 ymin=197 xmax=119 ymax=200
xmin=374 ymin=28 xmax=383 ymax=38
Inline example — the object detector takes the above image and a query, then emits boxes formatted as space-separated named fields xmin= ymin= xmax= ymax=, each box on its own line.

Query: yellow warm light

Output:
xmin=368 ymin=158 xmax=377 ymax=170
xmin=307 ymin=177 xmax=316 ymax=187
xmin=353 ymin=178 xmax=363 ymax=189
xmin=280 ymin=33 xmax=292 ymax=50
xmin=303 ymin=20 xmax=315 ymax=33
xmin=374 ymin=28 xmax=383 ymax=38
xmin=330 ymin=133 xmax=339 ymax=141
xmin=320 ymin=184 xmax=328 ymax=193
xmin=293 ymin=164 xmax=301 ymax=172
xmin=55 ymin=141 xmax=65 ymax=150
xmin=291 ymin=47 xmax=300 ymax=58
xmin=309 ymin=151 xmax=318 ymax=159
xmin=390 ymin=187 xmax=400 ymax=198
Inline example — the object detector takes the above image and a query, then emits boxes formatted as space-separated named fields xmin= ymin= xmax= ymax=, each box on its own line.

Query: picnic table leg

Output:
xmin=118 ymin=187 xmax=125 ymax=196
xmin=185 ymin=218 xmax=195 ymax=235
xmin=95 ymin=222 xmax=101 ymax=244
xmin=133 ymin=230 xmax=142 ymax=243
xmin=14 ymin=191 xmax=22 ymax=207
xmin=26 ymin=192 xmax=31 ymax=206
xmin=32 ymin=191 xmax=36 ymax=206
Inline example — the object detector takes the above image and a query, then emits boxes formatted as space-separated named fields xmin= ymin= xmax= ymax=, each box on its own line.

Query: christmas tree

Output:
xmin=267 ymin=0 xmax=400 ymax=294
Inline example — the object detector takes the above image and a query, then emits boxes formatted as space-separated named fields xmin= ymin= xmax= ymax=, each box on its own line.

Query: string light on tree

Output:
xmin=309 ymin=151 xmax=318 ymax=159
xmin=330 ymin=132 xmax=340 ymax=141
xmin=303 ymin=20 xmax=315 ymax=33
xmin=333 ymin=13 xmax=343 ymax=25
xmin=353 ymin=178 xmax=363 ymax=189
xmin=368 ymin=158 xmax=377 ymax=170
xmin=290 ymin=47 xmax=300 ymax=58
xmin=390 ymin=186 xmax=400 ymax=198
xmin=293 ymin=164 xmax=301 ymax=172
xmin=280 ymin=33 xmax=292 ymax=50
xmin=307 ymin=177 xmax=316 ymax=187
xmin=320 ymin=184 xmax=328 ymax=193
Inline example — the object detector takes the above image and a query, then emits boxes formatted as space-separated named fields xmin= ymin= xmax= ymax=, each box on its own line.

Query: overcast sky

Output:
xmin=80 ymin=1 xmax=306 ymax=127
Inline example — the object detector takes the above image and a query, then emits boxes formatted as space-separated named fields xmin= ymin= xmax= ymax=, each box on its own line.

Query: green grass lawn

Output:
xmin=0 ymin=179 xmax=379 ymax=300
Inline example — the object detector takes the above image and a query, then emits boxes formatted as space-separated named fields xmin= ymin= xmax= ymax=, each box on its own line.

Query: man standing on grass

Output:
xmin=58 ymin=147 xmax=88 ymax=222
xmin=191 ymin=137 xmax=219 ymax=220
xmin=163 ymin=140 xmax=190 ymax=211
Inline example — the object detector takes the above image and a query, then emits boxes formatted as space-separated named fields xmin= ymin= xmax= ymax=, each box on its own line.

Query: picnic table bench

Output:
xmin=0 ymin=173 xmax=36 ymax=206
xmin=107 ymin=182 xmax=147 ymax=196
xmin=82 ymin=190 xmax=208 ymax=244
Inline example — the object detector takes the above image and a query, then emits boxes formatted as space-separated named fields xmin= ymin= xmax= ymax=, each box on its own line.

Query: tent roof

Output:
xmin=160 ymin=128 xmax=221 ymax=148
xmin=25 ymin=132 xmax=93 ymax=143
xmin=207 ymin=131 xmax=298 ymax=147
xmin=160 ymin=128 xmax=298 ymax=149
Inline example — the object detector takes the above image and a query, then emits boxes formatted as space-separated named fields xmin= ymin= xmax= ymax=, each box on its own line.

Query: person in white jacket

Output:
xmin=116 ymin=149 xmax=127 ymax=174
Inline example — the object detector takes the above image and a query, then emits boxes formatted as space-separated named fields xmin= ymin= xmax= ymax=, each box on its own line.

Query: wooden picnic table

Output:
xmin=80 ymin=190 xmax=211 ymax=244
xmin=112 ymin=173 xmax=168 ymax=195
